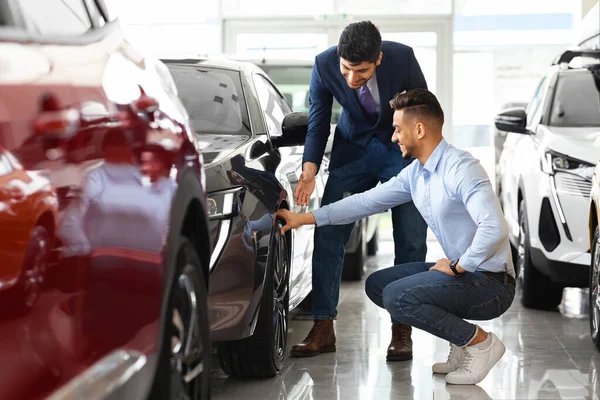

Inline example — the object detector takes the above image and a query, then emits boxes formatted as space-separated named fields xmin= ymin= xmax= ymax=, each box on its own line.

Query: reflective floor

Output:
xmin=211 ymin=229 xmax=600 ymax=399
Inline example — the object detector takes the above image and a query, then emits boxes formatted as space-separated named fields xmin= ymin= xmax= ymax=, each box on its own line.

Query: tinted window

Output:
xmin=549 ymin=68 xmax=600 ymax=127
xmin=19 ymin=0 xmax=91 ymax=36
xmin=167 ymin=65 xmax=251 ymax=136
xmin=84 ymin=0 xmax=106 ymax=27
xmin=254 ymin=74 xmax=292 ymax=137
xmin=260 ymin=65 xmax=342 ymax=124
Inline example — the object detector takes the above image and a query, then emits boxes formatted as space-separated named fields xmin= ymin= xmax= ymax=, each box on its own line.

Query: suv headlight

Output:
xmin=207 ymin=188 xmax=243 ymax=220
xmin=540 ymin=150 xmax=595 ymax=180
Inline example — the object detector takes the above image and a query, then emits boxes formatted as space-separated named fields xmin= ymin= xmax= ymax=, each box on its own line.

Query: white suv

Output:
xmin=496 ymin=49 xmax=600 ymax=310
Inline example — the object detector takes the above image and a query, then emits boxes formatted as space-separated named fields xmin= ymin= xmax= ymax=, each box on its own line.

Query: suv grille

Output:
xmin=554 ymin=172 xmax=592 ymax=197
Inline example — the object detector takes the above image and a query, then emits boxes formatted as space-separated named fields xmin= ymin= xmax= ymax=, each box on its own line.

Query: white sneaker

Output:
xmin=445 ymin=333 xmax=506 ymax=385
xmin=432 ymin=343 xmax=466 ymax=374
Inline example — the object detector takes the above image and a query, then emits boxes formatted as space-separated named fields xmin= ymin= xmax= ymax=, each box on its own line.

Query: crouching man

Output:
xmin=276 ymin=88 xmax=515 ymax=385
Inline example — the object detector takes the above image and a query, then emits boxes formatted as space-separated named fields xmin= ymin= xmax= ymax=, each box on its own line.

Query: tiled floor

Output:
xmin=211 ymin=230 xmax=600 ymax=400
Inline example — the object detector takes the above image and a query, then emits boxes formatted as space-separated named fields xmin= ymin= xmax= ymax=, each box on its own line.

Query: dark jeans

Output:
xmin=312 ymin=138 xmax=428 ymax=320
xmin=365 ymin=262 xmax=515 ymax=346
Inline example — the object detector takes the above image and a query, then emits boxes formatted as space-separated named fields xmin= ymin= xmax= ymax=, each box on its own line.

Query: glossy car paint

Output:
xmin=164 ymin=59 xmax=316 ymax=341
xmin=0 ymin=11 xmax=210 ymax=400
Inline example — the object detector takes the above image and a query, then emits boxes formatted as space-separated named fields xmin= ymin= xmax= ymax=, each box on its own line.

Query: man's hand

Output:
xmin=429 ymin=258 xmax=466 ymax=276
xmin=275 ymin=209 xmax=316 ymax=235
xmin=294 ymin=163 xmax=318 ymax=206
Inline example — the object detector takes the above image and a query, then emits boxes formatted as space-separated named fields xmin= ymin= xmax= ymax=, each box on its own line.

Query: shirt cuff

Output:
xmin=311 ymin=208 xmax=330 ymax=227
xmin=458 ymin=252 xmax=478 ymax=273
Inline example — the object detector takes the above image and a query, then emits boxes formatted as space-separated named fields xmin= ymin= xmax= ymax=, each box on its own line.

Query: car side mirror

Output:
xmin=273 ymin=112 xmax=308 ymax=147
xmin=494 ymin=107 xmax=531 ymax=135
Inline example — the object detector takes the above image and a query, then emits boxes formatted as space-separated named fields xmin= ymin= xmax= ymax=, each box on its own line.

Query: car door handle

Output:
xmin=33 ymin=108 xmax=80 ymax=136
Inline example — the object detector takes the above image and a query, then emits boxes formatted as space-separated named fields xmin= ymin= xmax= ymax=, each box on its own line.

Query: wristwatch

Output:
xmin=449 ymin=259 xmax=463 ymax=276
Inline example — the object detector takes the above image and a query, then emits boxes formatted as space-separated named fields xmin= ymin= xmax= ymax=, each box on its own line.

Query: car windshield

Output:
xmin=259 ymin=65 xmax=343 ymax=124
xmin=549 ymin=67 xmax=600 ymax=128
xmin=166 ymin=64 xmax=252 ymax=135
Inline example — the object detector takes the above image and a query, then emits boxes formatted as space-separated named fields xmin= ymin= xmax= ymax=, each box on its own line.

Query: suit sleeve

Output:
xmin=302 ymin=57 xmax=333 ymax=171
xmin=406 ymin=48 xmax=428 ymax=90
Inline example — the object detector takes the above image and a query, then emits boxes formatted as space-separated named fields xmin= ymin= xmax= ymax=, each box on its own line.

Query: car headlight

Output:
xmin=207 ymin=188 xmax=242 ymax=220
xmin=540 ymin=150 xmax=595 ymax=180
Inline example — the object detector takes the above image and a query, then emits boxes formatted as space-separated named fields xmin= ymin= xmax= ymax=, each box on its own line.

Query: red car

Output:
xmin=0 ymin=2 xmax=212 ymax=399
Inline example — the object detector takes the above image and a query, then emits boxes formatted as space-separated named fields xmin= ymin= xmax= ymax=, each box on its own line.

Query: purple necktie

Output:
xmin=358 ymin=83 xmax=378 ymax=121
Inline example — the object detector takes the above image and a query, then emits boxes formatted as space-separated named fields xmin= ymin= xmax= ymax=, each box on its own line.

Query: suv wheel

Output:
xmin=518 ymin=200 xmax=563 ymax=310
xmin=590 ymin=226 xmax=600 ymax=350
xmin=342 ymin=221 xmax=367 ymax=281
xmin=367 ymin=227 xmax=379 ymax=256
xmin=218 ymin=220 xmax=290 ymax=378
xmin=151 ymin=236 xmax=210 ymax=400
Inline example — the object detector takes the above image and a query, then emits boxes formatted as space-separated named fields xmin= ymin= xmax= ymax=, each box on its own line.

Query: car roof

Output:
xmin=232 ymin=57 xmax=315 ymax=67
xmin=161 ymin=58 xmax=248 ymax=72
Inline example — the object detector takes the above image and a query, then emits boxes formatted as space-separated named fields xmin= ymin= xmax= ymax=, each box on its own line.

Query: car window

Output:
xmin=254 ymin=74 xmax=292 ymax=137
xmin=167 ymin=64 xmax=251 ymax=136
xmin=260 ymin=65 xmax=343 ymax=124
xmin=19 ymin=0 xmax=91 ymax=36
xmin=549 ymin=68 xmax=600 ymax=128
xmin=84 ymin=0 xmax=106 ymax=27
xmin=526 ymin=76 xmax=549 ymax=128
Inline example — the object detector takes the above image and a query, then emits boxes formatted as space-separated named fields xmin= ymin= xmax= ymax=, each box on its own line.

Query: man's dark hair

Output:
xmin=390 ymin=89 xmax=444 ymax=125
xmin=337 ymin=21 xmax=382 ymax=64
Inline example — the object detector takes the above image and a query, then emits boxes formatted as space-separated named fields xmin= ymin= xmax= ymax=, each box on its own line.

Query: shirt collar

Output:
xmin=422 ymin=138 xmax=448 ymax=173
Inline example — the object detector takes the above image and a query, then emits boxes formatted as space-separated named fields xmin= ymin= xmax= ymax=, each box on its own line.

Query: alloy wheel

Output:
xmin=24 ymin=236 xmax=48 ymax=308
xmin=592 ymin=236 xmax=600 ymax=341
xmin=272 ymin=234 xmax=289 ymax=362
xmin=170 ymin=267 xmax=204 ymax=400
xmin=518 ymin=214 xmax=527 ymax=287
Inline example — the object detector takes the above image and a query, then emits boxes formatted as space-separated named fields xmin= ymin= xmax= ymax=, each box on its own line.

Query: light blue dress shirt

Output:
xmin=312 ymin=138 xmax=515 ymax=277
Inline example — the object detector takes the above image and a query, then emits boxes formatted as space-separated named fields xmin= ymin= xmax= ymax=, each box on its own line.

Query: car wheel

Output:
xmin=151 ymin=236 xmax=210 ymax=400
xmin=367 ymin=227 xmax=379 ymax=256
xmin=518 ymin=200 xmax=562 ymax=310
xmin=15 ymin=226 xmax=50 ymax=313
xmin=589 ymin=226 xmax=600 ymax=351
xmin=218 ymin=220 xmax=290 ymax=378
xmin=342 ymin=221 xmax=367 ymax=281
xmin=510 ymin=243 xmax=519 ymax=278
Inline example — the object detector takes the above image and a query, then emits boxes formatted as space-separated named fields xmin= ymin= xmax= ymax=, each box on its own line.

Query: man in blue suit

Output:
xmin=291 ymin=21 xmax=428 ymax=359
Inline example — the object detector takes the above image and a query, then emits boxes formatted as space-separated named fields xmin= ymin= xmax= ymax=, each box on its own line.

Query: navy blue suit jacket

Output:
xmin=303 ymin=41 xmax=427 ymax=171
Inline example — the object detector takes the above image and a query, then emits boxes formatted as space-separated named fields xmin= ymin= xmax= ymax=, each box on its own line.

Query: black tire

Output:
xmin=217 ymin=221 xmax=290 ymax=378
xmin=510 ymin=243 xmax=519 ymax=278
xmin=342 ymin=222 xmax=366 ymax=281
xmin=14 ymin=226 xmax=50 ymax=314
xmin=367 ymin=227 xmax=379 ymax=256
xmin=518 ymin=200 xmax=563 ymax=310
xmin=589 ymin=226 xmax=600 ymax=351
xmin=151 ymin=236 xmax=211 ymax=400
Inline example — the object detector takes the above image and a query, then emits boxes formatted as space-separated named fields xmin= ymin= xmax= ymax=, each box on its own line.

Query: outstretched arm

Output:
xmin=277 ymin=168 xmax=413 ymax=234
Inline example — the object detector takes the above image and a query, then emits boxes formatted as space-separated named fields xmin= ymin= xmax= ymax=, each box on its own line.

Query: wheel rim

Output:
xmin=24 ymin=237 xmax=48 ymax=308
xmin=272 ymin=234 xmax=289 ymax=361
xmin=170 ymin=267 xmax=204 ymax=399
xmin=518 ymin=214 xmax=527 ymax=287
xmin=592 ymin=237 xmax=600 ymax=340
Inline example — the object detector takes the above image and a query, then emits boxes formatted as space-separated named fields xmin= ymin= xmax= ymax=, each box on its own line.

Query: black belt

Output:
xmin=482 ymin=271 xmax=516 ymax=288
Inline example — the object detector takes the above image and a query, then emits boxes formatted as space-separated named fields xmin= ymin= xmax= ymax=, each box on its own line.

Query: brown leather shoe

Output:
xmin=290 ymin=320 xmax=336 ymax=357
xmin=387 ymin=323 xmax=413 ymax=361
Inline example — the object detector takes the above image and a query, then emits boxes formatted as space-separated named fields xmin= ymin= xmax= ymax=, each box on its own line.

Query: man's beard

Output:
xmin=401 ymin=148 xmax=413 ymax=160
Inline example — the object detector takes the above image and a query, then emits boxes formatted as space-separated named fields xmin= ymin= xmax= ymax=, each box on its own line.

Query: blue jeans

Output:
xmin=365 ymin=262 xmax=515 ymax=346
xmin=312 ymin=138 xmax=428 ymax=320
